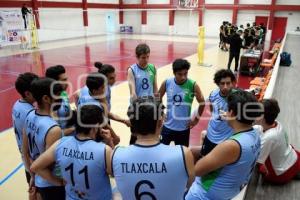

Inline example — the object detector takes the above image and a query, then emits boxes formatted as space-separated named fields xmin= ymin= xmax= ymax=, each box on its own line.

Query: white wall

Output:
xmin=148 ymin=0 xmax=169 ymax=4
xmin=275 ymin=12 xmax=300 ymax=32
xmin=174 ymin=11 xmax=198 ymax=36
xmin=277 ymin=0 xmax=300 ymax=5
xmin=203 ymin=10 xmax=232 ymax=37
xmin=145 ymin=11 xmax=169 ymax=34
xmin=237 ymin=10 xmax=270 ymax=27
xmin=240 ymin=0 xmax=271 ymax=4
xmin=123 ymin=0 xmax=141 ymax=4
xmin=205 ymin=0 xmax=233 ymax=4
xmin=38 ymin=8 xmax=84 ymax=41
xmin=123 ymin=11 xmax=141 ymax=33
xmin=39 ymin=8 xmax=83 ymax=30
xmin=88 ymin=9 xmax=119 ymax=34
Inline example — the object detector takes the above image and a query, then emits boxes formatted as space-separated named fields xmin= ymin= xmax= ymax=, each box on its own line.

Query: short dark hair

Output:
xmin=262 ymin=99 xmax=280 ymax=125
xmin=172 ymin=59 xmax=190 ymax=73
xmin=86 ymin=72 xmax=105 ymax=92
xmin=214 ymin=69 xmax=236 ymax=85
xmin=45 ymin=65 xmax=66 ymax=80
xmin=94 ymin=62 xmax=115 ymax=76
xmin=227 ymin=90 xmax=263 ymax=125
xmin=76 ymin=105 xmax=104 ymax=135
xmin=135 ymin=43 xmax=150 ymax=57
xmin=15 ymin=72 xmax=39 ymax=98
xmin=30 ymin=78 xmax=63 ymax=105
xmin=127 ymin=96 xmax=164 ymax=135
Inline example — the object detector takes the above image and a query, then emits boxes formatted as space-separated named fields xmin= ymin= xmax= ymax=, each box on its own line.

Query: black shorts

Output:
xmin=25 ymin=170 xmax=31 ymax=184
xmin=37 ymin=186 xmax=65 ymax=200
xmin=201 ymin=136 xmax=218 ymax=156
xmin=160 ymin=126 xmax=190 ymax=147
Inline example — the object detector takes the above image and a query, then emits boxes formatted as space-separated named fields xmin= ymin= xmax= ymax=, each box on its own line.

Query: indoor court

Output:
xmin=1 ymin=0 xmax=300 ymax=199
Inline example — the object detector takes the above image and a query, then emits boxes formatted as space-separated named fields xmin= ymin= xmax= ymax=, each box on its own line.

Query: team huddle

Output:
xmin=12 ymin=43 xmax=300 ymax=200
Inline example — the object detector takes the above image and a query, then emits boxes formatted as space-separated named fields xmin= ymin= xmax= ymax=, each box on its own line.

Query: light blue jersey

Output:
xmin=130 ymin=63 xmax=156 ymax=97
xmin=12 ymin=100 xmax=34 ymax=153
xmin=106 ymin=85 xmax=111 ymax=111
xmin=207 ymin=88 xmax=234 ymax=144
xmin=77 ymin=86 xmax=102 ymax=109
xmin=164 ymin=78 xmax=195 ymax=131
xmin=112 ymin=143 xmax=188 ymax=200
xmin=24 ymin=110 xmax=60 ymax=188
xmin=55 ymin=136 xmax=112 ymax=200
xmin=57 ymin=91 xmax=71 ymax=129
xmin=186 ymin=128 xmax=261 ymax=200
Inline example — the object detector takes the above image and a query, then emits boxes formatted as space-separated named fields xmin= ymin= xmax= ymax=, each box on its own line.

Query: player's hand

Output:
xmin=28 ymin=175 xmax=36 ymax=199
xmin=188 ymin=117 xmax=199 ymax=129
xmin=130 ymin=94 xmax=137 ymax=102
xmin=28 ymin=186 xmax=37 ymax=200
xmin=100 ymin=129 xmax=112 ymax=141
xmin=259 ymin=164 xmax=268 ymax=176
xmin=112 ymin=135 xmax=120 ymax=146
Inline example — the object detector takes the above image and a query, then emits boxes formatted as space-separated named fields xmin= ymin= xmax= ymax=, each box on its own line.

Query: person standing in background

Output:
xmin=227 ymin=30 xmax=246 ymax=73
xmin=21 ymin=4 xmax=31 ymax=29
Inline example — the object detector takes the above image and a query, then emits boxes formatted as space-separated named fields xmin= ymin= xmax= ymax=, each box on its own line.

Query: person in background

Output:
xmin=227 ymin=30 xmax=246 ymax=73
xmin=256 ymin=99 xmax=300 ymax=184
xmin=46 ymin=65 xmax=75 ymax=136
xmin=239 ymin=24 xmax=244 ymax=32
xmin=219 ymin=21 xmax=226 ymax=50
xmin=244 ymin=29 xmax=254 ymax=48
xmin=94 ymin=62 xmax=131 ymax=127
xmin=21 ymin=4 xmax=31 ymax=29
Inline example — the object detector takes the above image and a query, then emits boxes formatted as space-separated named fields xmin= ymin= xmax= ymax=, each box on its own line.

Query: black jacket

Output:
xmin=228 ymin=33 xmax=244 ymax=54
xmin=21 ymin=6 xmax=31 ymax=16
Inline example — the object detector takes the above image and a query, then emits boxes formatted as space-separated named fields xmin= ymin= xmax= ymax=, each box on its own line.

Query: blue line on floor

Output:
xmin=0 ymin=163 xmax=23 ymax=186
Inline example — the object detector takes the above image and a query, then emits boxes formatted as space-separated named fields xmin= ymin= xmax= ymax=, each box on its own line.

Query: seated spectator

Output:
xmin=255 ymin=99 xmax=300 ymax=184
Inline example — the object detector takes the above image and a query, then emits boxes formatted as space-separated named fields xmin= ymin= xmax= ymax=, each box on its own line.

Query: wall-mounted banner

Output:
xmin=0 ymin=10 xmax=23 ymax=45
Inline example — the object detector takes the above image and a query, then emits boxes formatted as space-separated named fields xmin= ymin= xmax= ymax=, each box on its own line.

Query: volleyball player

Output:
xmin=127 ymin=43 xmax=158 ymax=100
xmin=158 ymin=58 xmax=205 ymax=147
xmin=110 ymin=96 xmax=195 ymax=199
xmin=31 ymin=105 xmax=113 ymax=200
xmin=200 ymin=69 xmax=236 ymax=157
xmin=46 ymin=65 xmax=75 ymax=136
xmin=186 ymin=90 xmax=263 ymax=200
xmin=94 ymin=62 xmax=131 ymax=127
xmin=22 ymin=78 xmax=65 ymax=200
xmin=76 ymin=72 xmax=120 ymax=147
xmin=12 ymin=72 xmax=39 ymax=199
